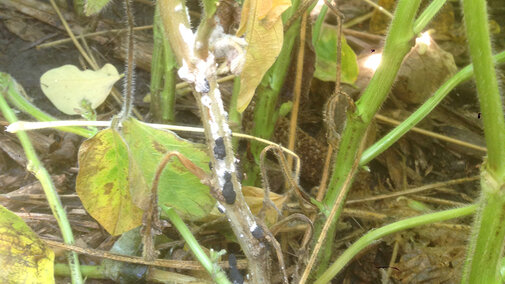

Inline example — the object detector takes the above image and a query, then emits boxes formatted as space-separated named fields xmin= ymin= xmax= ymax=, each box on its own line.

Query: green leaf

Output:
xmin=76 ymin=129 xmax=143 ymax=236
xmin=40 ymin=64 xmax=120 ymax=115
xmin=122 ymin=118 xmax=214 ymax=221
xmin=0 ymin=205 xmax=54 ymax=284
xmin=85 ymin=0 xmax=113 ymax=16
xmin=314 ymin=25 xmax=358 ymax=84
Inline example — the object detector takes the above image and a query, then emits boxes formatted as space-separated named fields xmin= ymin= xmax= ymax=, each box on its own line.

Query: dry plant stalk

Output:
xmin=158 ymin=0 xmax=271 ymax=282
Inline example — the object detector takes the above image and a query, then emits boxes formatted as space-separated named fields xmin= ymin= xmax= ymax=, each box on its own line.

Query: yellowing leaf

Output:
xmin=76 ymin=129 xmax=143 ymax=235
xmin=204 ymin=186 xmax=287 ymax=225
xmin=40 ymin=64 xmax=120 ymax=115
xmin=242 ymin=186 xmax=287 ymax=225
xmin=236 ymin=0 xmax=291 ymax=113
xmin=0 ymin=205 xmax=54 ymax=284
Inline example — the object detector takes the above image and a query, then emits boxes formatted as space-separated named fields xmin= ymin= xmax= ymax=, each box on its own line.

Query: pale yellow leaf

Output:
xmin=236 ymin=0 xmax=291 ymax=113
xmin=0 ymin=205 xmax=54 ymax=283
xmin=40 ymin=64 xmax=120 ymax=115
xmin=258 ymin=0 xmax=291 ymax=29
xmin=242 ymin=186 xmax=287 ymax=225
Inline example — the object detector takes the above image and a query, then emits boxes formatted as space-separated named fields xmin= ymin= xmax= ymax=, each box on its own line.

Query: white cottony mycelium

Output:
xmin=210 ymin=25 xmax=247 ymax=75
xmin=179 ymin=23 xmax=195 ymax=56
xmin=178 ymin=59 xmax=195 ymax=83
xmin=174 ymin=3 xmax=182 ymax=12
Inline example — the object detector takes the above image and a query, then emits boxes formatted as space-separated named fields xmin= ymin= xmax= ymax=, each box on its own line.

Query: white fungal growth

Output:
xmin=210 ymin=25 xmax=247 ymax=75
xmin=177 ymin=59 xmax=195 ymax=83
xmin=201 ymin=94 xmax=211 ymax=107
xmin=250 ymin=223 xmax=259 ymax=234
xmin=179 ymin=23 xmax=195 ymax=52
xmin=174 ymin=3 xmax=182 ymax=12
xmin=217 ymin=202 xmax=226 ymax=213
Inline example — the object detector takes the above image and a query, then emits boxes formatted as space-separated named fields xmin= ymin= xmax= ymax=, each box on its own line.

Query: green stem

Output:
xmin=0 ymin=74 xmax=94 ymax=138
xmin=0 ymin=74 xmax=83 ymax=284
xmin=313 ymin=0 xmax=422 ymax=275
xmin=413 ymin=0 xmax=447 ymax=34
xmin=461 ymin=0 xmax=505 ymax=178
xmin=461 ymin=0 xmax=505 ymax=282
xmin=55 ymin=263 xmax=107 ymax=279
xmin=315 ymin=205 xmax=477 ymax=283
xmin=360 ymin=50 xmax=505 ymax=166
xmin=161 ymin=206 xmax=231 ymax=284
xmin=151 ymin=4 xmax=177 ymax=123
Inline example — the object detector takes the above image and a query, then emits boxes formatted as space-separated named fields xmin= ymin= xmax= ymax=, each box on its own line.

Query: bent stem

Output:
xmin=0 ymin=76 xmax=83 ymax=284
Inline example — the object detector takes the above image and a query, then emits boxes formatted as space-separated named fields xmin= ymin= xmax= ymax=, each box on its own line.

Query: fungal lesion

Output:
xmin=222 ymin=171 xmax=236 ymax=204
xmin=213 ymin=137 xmax=226 ymax=160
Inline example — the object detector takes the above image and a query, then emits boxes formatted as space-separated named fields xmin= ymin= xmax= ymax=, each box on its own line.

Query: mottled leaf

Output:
xmin=314 ymin=25 xmax=358 ymax=84
xmin=122 ymin=118 xmax=214 ymax=221
xmin=76 ymin=129 xmax=143 ymax=235
xmin=236 ymin=0 xmax=291 ymax=112
xmin=40 ymin=64 xmax=120 ymax=115
xmin=0 ymin=205 xmax=54 ymax=283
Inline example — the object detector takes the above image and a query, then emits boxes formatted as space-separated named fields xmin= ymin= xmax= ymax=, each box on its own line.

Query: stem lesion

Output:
xmin=158 ymin=0 xmax=273 ymax=282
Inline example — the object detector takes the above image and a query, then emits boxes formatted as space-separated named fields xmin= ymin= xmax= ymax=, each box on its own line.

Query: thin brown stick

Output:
xmin=37 ymin=25 xmax=154 ymax=49
xmin=43 ymin=239 xmax=248 ymax=270
xmin=347 ymin=175 xmax=480 ymax=204
xmin=374 ymin=114 xmax=487 ymax=152
xmin=284 ymin=0 xmax=319 ymax=31
xmin=287 ymin=12 xmax=308 ymax=172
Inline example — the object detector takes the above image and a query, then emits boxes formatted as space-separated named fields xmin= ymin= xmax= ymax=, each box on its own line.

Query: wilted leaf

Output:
xmin=236 ymin=0 xmax=291 ymax=112
xmin=243 ymin=186 xmax=287 ymax=225
xmin=314 ymin=25 xmax=358 ymax=84
xmin=76 ymin=129 xmax=143 ymax=235
xmin=205 ymin=186 xmax=287 ymax=225
xmin=122 ymin=118 xmax=215 ymax=221
xmin=85 ymin=0 xmax=113 ymax=16
xmin=40 ymin=64 xmax=120 ymax=115
xmin=0 ymin=205 xmax=54 ymax=284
